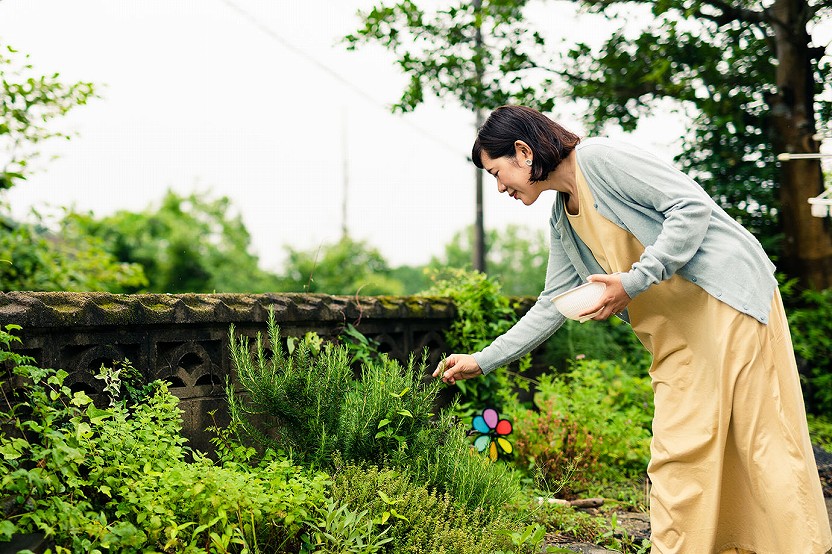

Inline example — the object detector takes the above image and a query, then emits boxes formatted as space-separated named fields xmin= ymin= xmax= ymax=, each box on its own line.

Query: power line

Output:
xmin=218 ymin=0 xmax=467 ymax=159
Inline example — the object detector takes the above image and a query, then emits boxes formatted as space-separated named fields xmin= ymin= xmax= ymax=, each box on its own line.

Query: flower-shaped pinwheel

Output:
xmin=471 ymin=408 xmax=513 ymax=461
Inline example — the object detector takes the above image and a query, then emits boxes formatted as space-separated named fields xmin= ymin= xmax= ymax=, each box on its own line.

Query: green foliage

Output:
xmin=340 ymin=324 xmax=382 ymax=370
xmin=526 ymin=501 xmax=651 ymax=554
xmin=0 ymin=326 xmax=330 ymax=552
xmin=303 ymin=500 xmax=392 ymax=554
xmin=0 ymin=206 xmax=148 ymax=292
xmin=344 ymin=0 xmax=556 ymax=113
xmin=781 ymin=280 xmax=832 ymax=415
xmin=328 ymin=462 xmax=532 ymax=553
xmin=401 ymin=406 xmax=522 ymax=511
xmin=505 ymin=359 xmax=653 ymax=496
xmin=347 ymin=0 xmax=831 ymax=279
xmin=0 ymin=43 xmax=96 ymax=190
xmin=277 ymin=235 xmax=404 ymax=295
xmin=122 ymin=456 xmax=329 ymax=553
xmin=387 ymin=264 xmax=432 ymax=295
xmin=72 ymin=190 xmax=281 ymax=293
xmin=807 ymin=414 xmax=832 ymax=452
xmin=429 ymin=224 xmax=549 ymax=297
xmin=227 ymin=311 xmax=521 ymax=511
xmin=421 ymin=268 xmax=533 ymax=412
xmin=539 ymin=315 xmax=650 ymax=375
xmin=565 ymin=20 xmax=783 ymax=254
xmin=227 ymin=315 xmax=355 ymax=467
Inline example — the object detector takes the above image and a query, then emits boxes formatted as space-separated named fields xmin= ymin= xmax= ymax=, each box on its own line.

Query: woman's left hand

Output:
xmin=582 ymin=273 xmax=632 ymax=320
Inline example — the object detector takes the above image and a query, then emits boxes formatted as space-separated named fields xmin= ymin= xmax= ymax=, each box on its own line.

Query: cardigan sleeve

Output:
xmin=472 ymin=213 xmax=581 ymax=375
xmin=579 ymin=140 xmax=713 ymax=299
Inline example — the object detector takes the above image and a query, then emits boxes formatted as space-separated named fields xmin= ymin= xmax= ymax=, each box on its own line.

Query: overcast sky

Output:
xmin=3 ymin=0 xmax=812 ymax=272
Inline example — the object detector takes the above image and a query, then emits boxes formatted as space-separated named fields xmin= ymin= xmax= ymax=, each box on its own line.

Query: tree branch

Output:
xmin=694 ymin=0 xmax=766 ymax=25
xmin=808 ymin=0 xmax=832 ymax=17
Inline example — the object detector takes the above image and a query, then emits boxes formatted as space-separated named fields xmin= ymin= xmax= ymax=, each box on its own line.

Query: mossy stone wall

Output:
xmin=0 ymin=292 xmax=457 ymax=454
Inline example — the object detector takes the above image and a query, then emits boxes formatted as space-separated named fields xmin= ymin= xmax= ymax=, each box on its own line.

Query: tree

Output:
xmin=563 ymin=0 xmax=832 ymax=289
xmin=347 ymin=0 xmax=832 ymax=289
xmin=74 ymin=191 xmax=282 ymax=293
xmin=277 ymin=236 xmax=406 ymax=295
xmin=0 ymin=43 xmax=96 ymax=190
xmin=0 ymin=42 xmax=119 ymax=292
xmin=429 ymin=224 xmax=548 ymax=296
xmin=345 ymin=0 xmax=558 ymax=273
xmin=0 ymin=208 xmax=147 ymax=292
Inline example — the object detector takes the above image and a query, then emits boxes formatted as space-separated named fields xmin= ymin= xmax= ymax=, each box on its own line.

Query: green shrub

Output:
xmin=227 ymin=311 xmax=521 ymax=511
xmin=505 ymin=359 xmax=653 ymax=496
xmin=0 ymin=208 xmax=147 ymax=292
xmin=0 ymin=325 xmax=329 ymax=553
xmin=782 ymin=281 xmax=832 ymax=415
xmin=303 ymin=499 xmax=393 ymax=553
xmin=808 ymin=414 xmax=832 ymax=452
xmin=228 ymin=316 xmax=355 ymax=467
xmin=111 ymin=456 xmax=329 ymax=553
xmin=421 ymin=269 xmax=534 ymax=415
xmin=328 ymin=462 xmax=538 ymax=554
xmin=228 ymin=313 xmax=439 ymax=469
xmin=540 ymin=316 xmax=650 ymax=375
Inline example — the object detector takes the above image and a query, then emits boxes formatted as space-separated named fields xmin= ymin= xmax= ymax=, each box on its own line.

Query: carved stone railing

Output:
xmin=0 ymin=292 xmax=458 ymax=453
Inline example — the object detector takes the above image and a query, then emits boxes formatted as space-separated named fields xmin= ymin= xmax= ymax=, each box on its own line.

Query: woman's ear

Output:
xmin=514 ymin=140 xmax=532 ymax=161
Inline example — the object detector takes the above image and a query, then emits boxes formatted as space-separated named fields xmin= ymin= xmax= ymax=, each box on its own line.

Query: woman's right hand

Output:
xmin=432 ymin=354 xmax=483 ymax=385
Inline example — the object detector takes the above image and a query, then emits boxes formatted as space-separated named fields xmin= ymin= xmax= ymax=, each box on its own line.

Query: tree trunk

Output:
xmin=768 ymin=0 xmax=832 ymax=290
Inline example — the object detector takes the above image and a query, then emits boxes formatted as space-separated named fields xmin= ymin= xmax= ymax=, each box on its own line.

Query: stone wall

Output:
xmin=0 ymin=291 xmax=458 ymax=453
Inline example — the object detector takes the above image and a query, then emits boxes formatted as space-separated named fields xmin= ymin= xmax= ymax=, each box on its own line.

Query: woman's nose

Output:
xmin=497 ymin=181 xmax=507 ymax=193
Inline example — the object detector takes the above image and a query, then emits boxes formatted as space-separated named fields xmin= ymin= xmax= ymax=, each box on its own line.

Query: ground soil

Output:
xmin=548 ymin=446 xmax=832 ymax=553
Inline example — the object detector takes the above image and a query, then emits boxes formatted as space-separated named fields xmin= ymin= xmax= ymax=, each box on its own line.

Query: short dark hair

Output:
xmin=472 ymin=105 xmax=581 ymax=182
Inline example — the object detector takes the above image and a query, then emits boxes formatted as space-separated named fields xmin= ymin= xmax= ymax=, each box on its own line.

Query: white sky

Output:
xmin=0 ymin=0 xmax=799 ymax=272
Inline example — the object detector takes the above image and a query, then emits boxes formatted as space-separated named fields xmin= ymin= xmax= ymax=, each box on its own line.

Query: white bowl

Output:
xmin=551 ymin=281 xmax=606 ymax=322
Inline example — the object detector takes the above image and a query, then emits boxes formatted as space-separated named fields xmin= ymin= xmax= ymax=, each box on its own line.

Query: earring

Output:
xmin=525 ymin=159 xmax=532 ymax=166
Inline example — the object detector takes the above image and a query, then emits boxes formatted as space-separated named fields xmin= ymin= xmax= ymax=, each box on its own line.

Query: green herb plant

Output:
xmin=227 ymin=309 xmax=521 ymax=511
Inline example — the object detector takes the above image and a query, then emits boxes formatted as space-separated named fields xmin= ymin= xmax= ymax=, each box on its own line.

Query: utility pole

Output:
xmin=474 ymin=108 xmax=486 ymax=272
xmin=472 ymin=0 xmax=486 ymax=273
xmin=341 ymin=107 xmax=349 ymax=240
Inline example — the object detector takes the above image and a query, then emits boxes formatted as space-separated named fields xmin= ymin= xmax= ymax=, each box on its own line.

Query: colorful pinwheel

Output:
xmin=471 ymin=407 xmax=513 ymax=461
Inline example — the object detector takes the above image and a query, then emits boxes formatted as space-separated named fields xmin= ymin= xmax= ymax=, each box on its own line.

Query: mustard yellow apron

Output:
xmin=565 ymin=165 xmax=832 ymax=553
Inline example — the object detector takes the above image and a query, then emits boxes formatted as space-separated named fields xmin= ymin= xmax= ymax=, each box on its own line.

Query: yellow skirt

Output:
xmin=568 ymin=164 xmax=832 ymax=553
xmin=639 ymin=284 xmax=831 ymax=553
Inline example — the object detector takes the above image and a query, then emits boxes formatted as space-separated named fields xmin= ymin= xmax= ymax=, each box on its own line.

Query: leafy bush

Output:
xmin=782 ymin=280 xmax=832 ymax=415
xmin=505 ymin=359 xmax=653 ymax=497
xmin=0 ymin=325 xmax=330 ymax=553
xmin=808 ymin=414 xmax=832 ymax=452
xmin=400 ymin=406 xmax=522 ymax=512
xmin=0 ymin=207 xmax=148 ymax=292
xmin=72 ymin=191 xmax=284 ymax=293
xmin=539 ymin=316 xmax=650 ymax=375
xmin=421 ymin=269 xmax=534 ymax=414
xmin=328 ymin=462 xmax=542 ymax=554
xmin=227 ymin=310 xmax=521 ymax=511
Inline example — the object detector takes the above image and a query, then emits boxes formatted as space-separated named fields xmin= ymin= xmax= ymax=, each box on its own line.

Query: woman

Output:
xmin=433 ymin=105 xmax=832 ymax=554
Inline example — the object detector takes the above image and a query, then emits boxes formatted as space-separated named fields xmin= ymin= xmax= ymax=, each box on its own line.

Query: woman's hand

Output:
xmin=432 ymin=354 xmax=483 ymax=385
xmin=582 ymin=273 xmax=632 ymax=320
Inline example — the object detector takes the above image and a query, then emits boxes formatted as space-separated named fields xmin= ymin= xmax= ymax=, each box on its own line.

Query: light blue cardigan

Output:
xmin=473 ymin=137 xmax=778 ymax=375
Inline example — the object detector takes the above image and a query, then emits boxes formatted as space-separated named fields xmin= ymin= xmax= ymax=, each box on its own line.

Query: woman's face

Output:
xmin=480 ymin=148 xmax=542 ymax=206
